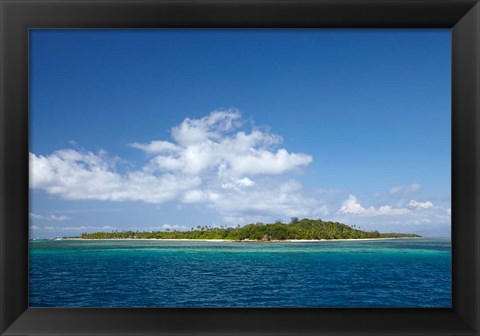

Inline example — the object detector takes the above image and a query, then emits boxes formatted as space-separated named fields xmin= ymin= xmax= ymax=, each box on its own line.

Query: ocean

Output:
xmin=29 ymin=238 xmax=451 ymax=307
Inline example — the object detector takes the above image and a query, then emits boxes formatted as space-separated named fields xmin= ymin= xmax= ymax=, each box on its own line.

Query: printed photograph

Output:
xmin=29 ymin=29 xmax=451 ymax=307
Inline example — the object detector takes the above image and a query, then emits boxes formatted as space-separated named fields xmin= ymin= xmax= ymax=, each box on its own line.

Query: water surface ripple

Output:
xmin=29 ymin=238 xmax=451 ymax=307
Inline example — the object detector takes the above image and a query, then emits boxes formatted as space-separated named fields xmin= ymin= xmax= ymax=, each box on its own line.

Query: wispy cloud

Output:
xmin=161 ymin=224 xmax=188 ymax=231
xmin=389 ymin=183 xmax=421 ymax=195
xmin=183 ymin=179 xmax=329 ymax=224
xmin=44 ymin=225 xmax=116 ymax=231
xmin=408 ymin=200 xmax=434 ymax=209
xmin=30 ymin=213 xmax=70 ymax=221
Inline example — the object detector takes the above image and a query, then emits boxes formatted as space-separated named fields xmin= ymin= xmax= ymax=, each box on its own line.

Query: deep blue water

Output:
xmin=29 ymin=238 xmax=451 ymax=307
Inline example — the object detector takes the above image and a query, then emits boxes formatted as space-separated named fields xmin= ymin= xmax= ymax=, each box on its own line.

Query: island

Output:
xmin=74 ymin=218 xmax=420 ymax=241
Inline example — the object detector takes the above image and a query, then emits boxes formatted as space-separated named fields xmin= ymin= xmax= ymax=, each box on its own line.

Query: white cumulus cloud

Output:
xmin=335 ymin=194 xmax=451 ymax=236
xmin=137 ymin=110 xmax=311 ymax=177
xmin=30 ymin=109 xmax=316 ymax=223
xmin=338 ymin=194 xmax=410 ymax=216
xmin=338 ymin=194 xmax=370 ymax=215
xmin=30 ymin=150 xmax=201 ymax=203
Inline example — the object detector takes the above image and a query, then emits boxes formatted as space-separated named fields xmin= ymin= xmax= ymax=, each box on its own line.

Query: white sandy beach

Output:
xmin=61 ymin=237 xmax=418 ymax=242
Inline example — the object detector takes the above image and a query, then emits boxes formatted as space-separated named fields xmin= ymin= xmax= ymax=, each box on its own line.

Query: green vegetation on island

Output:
xmin=77 ymin=218 xmax=420 ymax=241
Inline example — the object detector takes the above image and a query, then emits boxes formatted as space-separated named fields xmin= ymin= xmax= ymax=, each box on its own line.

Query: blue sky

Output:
xmin=29 ymin=29 xmax=451 ymax=238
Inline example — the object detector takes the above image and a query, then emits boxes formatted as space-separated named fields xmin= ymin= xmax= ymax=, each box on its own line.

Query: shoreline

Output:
xmin=58 ymin=237 xmax=420 ymax=242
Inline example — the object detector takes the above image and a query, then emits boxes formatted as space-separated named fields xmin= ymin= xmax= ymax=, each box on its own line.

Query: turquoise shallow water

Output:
xmin=29 ymin=238 xmax=451 ymax=307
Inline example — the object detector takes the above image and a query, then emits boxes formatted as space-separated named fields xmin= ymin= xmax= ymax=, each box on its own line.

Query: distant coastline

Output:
xmin=60 ymin=237 xmax=420 ymax=242
xmin=66 ymin=218 xmax=420 ymax=241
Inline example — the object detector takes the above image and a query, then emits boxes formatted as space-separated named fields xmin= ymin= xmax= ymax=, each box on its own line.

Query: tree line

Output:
xmin=78 ymin=218 xmax=420 ymax=240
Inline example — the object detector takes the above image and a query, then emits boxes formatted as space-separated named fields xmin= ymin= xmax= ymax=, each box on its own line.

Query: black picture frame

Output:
xmin=1 ymin=1 xmax=479 ymax=335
